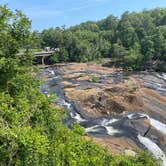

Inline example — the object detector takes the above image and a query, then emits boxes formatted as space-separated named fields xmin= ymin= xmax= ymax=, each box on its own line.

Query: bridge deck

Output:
xmin=34 ymin=51 xmax=55 ymax=57
xmin=16 ymin=51 xmax=55 ymax=57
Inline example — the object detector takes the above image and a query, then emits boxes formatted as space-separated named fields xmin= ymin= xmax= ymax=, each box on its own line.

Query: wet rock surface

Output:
xmin=39 ymin=62 xmax=166 ymax=164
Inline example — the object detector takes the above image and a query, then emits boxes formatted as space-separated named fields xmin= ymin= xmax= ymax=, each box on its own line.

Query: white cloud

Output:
xmin=55 ymin=0 xmax=108 ymax=14
xmin=19 ymin=0 xmax=108 ymax=18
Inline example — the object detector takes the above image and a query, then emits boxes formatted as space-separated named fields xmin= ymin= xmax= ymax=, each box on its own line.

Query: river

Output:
xmin=40 ymin=63 xmax=166 ymax=165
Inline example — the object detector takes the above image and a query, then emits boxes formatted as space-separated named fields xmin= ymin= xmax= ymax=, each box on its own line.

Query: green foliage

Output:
xmin=50 ymin=52 xmax=59 ymax=63
xmin=0 ymin=5 xmax=160 ymax=166
xmin=71 ymin=123 xmax=86 ymax=135
xmin=156 ymin=61 xmax=166 ymax=72
xmin=33 ymin=8 xmax=166 ymax=71
xmin=90 ymin=76 xmax=101 ymax=83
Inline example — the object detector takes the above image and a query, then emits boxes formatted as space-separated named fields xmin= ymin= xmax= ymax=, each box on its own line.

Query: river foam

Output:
xmin=101 ymin=118 xmax=119 ymax=126
xmin=70 ymin=112 xmax=86 ymax=122
xmin=58 ymin=99 xmax=71 ymax=109
xmin=150 ymin=118 xmax=166 ymax=135
xmin=104 ymin=126 xmax=121 ymax=136
xmin=138 ymin=134 xmax=166 ymax=166
xmin=85 ymin=125 xmax=100 ymax=133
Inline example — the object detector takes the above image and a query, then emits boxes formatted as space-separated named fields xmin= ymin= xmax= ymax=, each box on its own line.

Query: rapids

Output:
xmin=40 ymin=67 xmax=166 ymax=165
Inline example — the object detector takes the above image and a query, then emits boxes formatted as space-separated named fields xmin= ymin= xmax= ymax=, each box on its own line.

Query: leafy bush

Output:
xmin=90 ymin=76 xmax=101 ymax=83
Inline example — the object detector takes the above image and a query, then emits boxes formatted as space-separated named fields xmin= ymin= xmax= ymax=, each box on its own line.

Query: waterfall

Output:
xmin=138 ymin=134 xmax=166 ymax=166
xmin=150 ymin=118 xmax=166 ymax=135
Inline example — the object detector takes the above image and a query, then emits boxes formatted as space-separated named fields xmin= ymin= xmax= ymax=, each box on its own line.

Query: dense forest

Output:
xmin=0 ymin=5 xmax=161 ymax=165
xmin=32 ymin=8 xmax=166 ymax=71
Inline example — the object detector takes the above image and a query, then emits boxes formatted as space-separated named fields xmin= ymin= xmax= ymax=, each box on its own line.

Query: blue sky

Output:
xmin=1 ymin=0 xmax=166 ymax=31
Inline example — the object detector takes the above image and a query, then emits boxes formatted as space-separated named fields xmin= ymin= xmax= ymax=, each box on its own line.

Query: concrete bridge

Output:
xmin=34 ymin=51 xmax=55 ymax=65
xmin=17 ymin=51 xmax=55 ymax=65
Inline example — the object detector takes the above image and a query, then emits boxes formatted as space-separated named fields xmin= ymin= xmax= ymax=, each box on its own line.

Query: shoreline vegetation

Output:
xmin=0 ymin=5 xmax=163 ymax=165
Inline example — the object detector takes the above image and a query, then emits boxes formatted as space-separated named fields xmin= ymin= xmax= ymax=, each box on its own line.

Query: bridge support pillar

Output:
xmin=42 ymin=56 xmax=45 ymax=65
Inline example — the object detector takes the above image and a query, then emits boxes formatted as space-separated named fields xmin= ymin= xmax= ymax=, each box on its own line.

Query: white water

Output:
xmin=85 ymin=118 xmax=121 ymax=135
xmin=44 ymin=68 xmax=166 ymax=165
xmin=163 ymin=73 xmax=166 ymax=81
xmin=101 ymin=119 xmax=119 ymax=126
xmin=58 ymin=103 xmax=166 ymax=161
xmin=85 ymin=125 xmax=100 ymax=133
xmin=101 ymin=118 xmax=121 ymax=135
xmin=48 ymin=69 xmax=55 ymax=75
xmin=85 ymin=123 xmax=121 ymax=136
xmin=58 ymin=99 xmax=71 ymax=109
xmin=70 ymin=112 xmax=86 ymax=122
xmin=52 ymin=76 xmax=59 ymax=79
xmin=128 ymin=112 xmax=166 ymax=165
xmin=138 ymin=134 xmax=166 ymax=166
xmin=127 ymin=113 xmax=166 ymax=136
xmin=150 ymin=118 xmax=166 ymax=135
xmin=105 ymin=126 xmax=121 ymax=136
xmin=46 ymin=76 xmax=59 ymax=81
xmin=127 ymin=113 xmax=147 ymax=120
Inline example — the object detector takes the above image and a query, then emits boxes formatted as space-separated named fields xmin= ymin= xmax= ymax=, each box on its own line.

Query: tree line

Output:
xmin=32 ymin=8 xmax=166 ymax=71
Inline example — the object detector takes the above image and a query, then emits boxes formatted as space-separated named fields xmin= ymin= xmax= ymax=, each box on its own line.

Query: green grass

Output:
xmin=90 ymin=76 xmax=101 ymax=83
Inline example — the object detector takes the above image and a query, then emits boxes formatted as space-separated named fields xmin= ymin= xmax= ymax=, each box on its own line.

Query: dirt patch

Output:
xmin=84 ymin=136 xmax=141 ymax=154
xmin=65 ymin=62 xmax=119 ymax=74
xmin=65 ymin=84 xmax=144 ymax=116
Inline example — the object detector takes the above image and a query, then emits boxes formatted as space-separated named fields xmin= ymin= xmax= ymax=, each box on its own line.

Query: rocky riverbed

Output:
xmin=39 ymin=62 xmax=166 ymax=165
